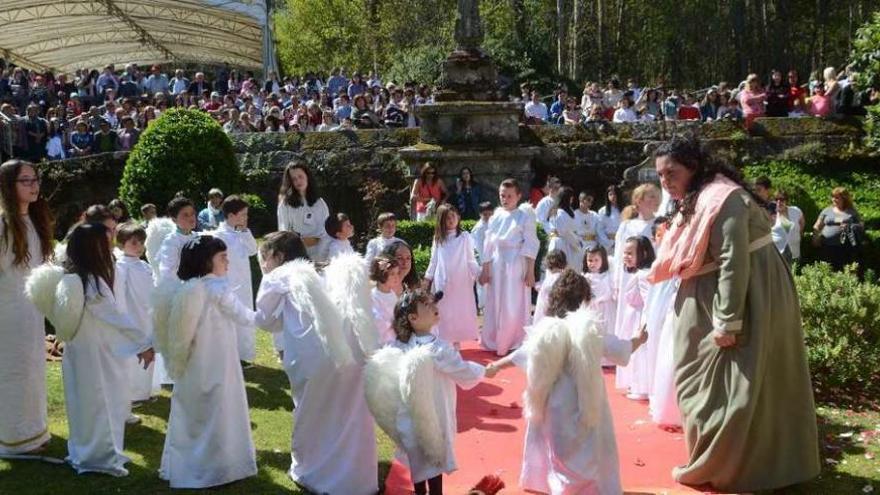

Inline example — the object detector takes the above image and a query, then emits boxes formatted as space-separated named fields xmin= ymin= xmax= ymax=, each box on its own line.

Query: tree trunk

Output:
xmin=557 ymin=0 xmax=567 ymax=76
xmin=511 ymin=0 xmax=527 ymax=51
xmin=597 ymin=0 xmax=605 ymax=80
xmin=571 ymin=0 xmax=582 ymax=80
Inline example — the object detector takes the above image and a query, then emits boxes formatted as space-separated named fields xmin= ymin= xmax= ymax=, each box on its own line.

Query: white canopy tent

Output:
xmin=0 ymin=0 xmax=278 ymax=75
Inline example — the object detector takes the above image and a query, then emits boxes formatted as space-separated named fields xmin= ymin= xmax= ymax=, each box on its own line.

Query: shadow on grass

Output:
xmin=243 ymin=363 xmax=292 ymax=412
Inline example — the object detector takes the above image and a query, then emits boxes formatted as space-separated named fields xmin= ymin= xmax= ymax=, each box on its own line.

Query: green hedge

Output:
xmin=119 ymin=108 xmax=241 ymax=215
xmin=795 ymin=263 xmax=880 ymax=397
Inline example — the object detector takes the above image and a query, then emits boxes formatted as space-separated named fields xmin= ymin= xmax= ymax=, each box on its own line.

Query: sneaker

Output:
xmin=125 ymin=414 xmax=142 ymax=426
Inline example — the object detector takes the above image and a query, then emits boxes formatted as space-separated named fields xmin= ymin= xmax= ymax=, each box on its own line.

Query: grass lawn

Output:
xmin=2 ymin=332 xmax=879 ymax=494
xmin=0 ymin=332 xmax=397 ymax=494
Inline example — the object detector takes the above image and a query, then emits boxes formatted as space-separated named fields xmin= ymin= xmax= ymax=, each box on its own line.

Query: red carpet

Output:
xmin=384 ymin=341 xmax=703 ymax=494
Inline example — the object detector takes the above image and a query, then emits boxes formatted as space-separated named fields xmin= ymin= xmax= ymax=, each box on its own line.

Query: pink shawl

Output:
xmin=649 ymin=174 xmax=741 ymax=283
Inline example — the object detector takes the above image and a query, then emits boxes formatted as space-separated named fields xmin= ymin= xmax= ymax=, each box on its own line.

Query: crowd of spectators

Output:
xmin=1 ymin=58 xmax=877 ymax=163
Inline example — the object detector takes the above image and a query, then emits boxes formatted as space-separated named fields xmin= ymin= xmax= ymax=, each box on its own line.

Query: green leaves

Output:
xmin=119 ymin=108 xmax=241 ymax=215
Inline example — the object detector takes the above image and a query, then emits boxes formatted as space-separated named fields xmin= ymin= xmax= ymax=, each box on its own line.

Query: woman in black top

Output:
xmin=765 ymin=69 xmax=791 ymax=117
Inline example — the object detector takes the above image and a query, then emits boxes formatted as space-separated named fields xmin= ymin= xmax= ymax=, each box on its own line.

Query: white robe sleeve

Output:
xmin=424 ymin=240 xmax=439 ymax=282
xmin=432 ymin=341 xmax=485 ymax=390
xmin=519 ymin=210 xmax=540 ymax=260
xmin=254 ymin=276 xmax=286 ymax=334
xmin=624 ymin=271 xmax=650 ymax=310
xmin=241 ymin=229 xmax=258 ymax=257
xmin=209 ymin=282 xmax=256 ymax=327
xmin=114 ymin=262 xmax=130 ymax=314
xmin=595 ymin=215 xmax=612 ymax=250
xmin=277 ymin=202 xmax=291 ymax=231
xmin=602 ymin=334 xmax=633 ymax=367
xmin=157 ymin=239 xmax=181 ymax=282
xmin=464 ymin=233 xmax=481 ymax=279
xmin=89 ymin=283 xmax=151 ymax=356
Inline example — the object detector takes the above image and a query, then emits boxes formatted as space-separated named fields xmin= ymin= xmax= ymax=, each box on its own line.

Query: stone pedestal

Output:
xmin=416 ymin=101 xmax=522 ymax=146
xmin=434 ymin=49 xmax=499 ymax=102
xmin=399 ymin=144 xmax=540 ymax=191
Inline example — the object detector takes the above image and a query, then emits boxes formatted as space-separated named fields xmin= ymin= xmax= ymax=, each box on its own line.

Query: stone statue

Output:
xmin=455 ymin=0 xmax=483 ymax=51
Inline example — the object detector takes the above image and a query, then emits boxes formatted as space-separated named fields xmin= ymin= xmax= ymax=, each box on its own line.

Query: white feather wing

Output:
xmin=145 ymin=218 xmax=176 ymax=278
xmin=323 ymin=252 xmax=379 ymax=357
xmin=364 ymin=346 xmax=405 ymax=444
xmin=523 ymin=316 xmax=571 ymax=424
xmin=25 ymin=265 xmax=85 ymax=342
xmin=564 ymin=308 xmax=606 ymax=429
xmin=401 ymin=345 xmax=447 ymax=467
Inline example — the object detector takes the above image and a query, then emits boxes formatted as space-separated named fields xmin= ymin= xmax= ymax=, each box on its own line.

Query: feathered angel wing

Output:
xmin=154 ymin=278 xmax=205 ymax=380
xmin=145 ymin=218 xmax=176 ymax=278
xmin=401 ymin=345 xmax=447 ymax=468
xmin=523 ymin=316 xmax=571 ymax=424
xmin=282 ymin=259 xmax=354 ymax=368
xmin=323 ymin=252 xmax=379 ymax=357
xmin=364 ymin=346 xmax=405 ymax=445
xmin=564 ymin=308 xmax=606 ymax=429
xmin=25 ymin=265 xmax=84 ymax=342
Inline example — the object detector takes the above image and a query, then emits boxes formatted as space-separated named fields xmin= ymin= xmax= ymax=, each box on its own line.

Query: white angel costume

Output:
xmin=574 ymin=209 xmax=612 ymax=254
xmin=547 ymin=210 xmax=582 ymax=271
xmin=615 ymin=269 xmax=651 ymax=393
xmin=481 ymin=204 xmax=540 ymax=355
xmin=372 ymin=286 xmax=399 ymax=345
xmin=153 ymin=275 xmax=257 ymax=488
xmin=115 ymin=255 xmax=158 ymax=402
xmin=211 ymin=222 xmax=259 ymax=362
xmin=425 ymin=231 xmax=481 ymax=343
xmin=254 ymin=254 xmax=379 ymax=495
xmin=0 ymin=217 xmax=49 ymax=455
xmin=647 ymin=277 xmax=682 ymax=426
xmin=597 ymin=205 xmax=621 ymax=251
xmin=533 ymin=269 xmax=562 ymax=326
xmin=26 ymin=266 xmax=151 ymax=476
xmin=327 ymin=238 xmax=354 ymax=259
xmin=277 ymin=197 xmax=330 ymax=262
xmin=585 ymin=271 xmax=616 ymax=335
xmin=510 ymin=308 xmax=633 ymax=494
xmin=365 ymin=334 xmax=485 ymax=483
xmin=365 ymin=235 xmax=403 ymax=264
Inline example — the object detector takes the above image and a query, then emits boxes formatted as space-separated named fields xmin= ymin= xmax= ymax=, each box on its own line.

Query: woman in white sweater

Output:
xmin=277 ymin=163 xmax=330 ymax=262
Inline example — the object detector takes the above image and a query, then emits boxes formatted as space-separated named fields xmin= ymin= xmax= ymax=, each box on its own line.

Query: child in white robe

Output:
xmin=154 ymin=235 xmax=257 ymax=489
xmin=583 ymin=246 xmax=615 ymax=336
xmin=546 ymin=187 xmax=581 ymax=271
xmin=573 ymin=191 xmax=611 ymax=253
xmin=210 ymin=195 xmax=259 ymax=365
xmin=371 ymin=254 xmax=403 ymax=345
xmin=365 ymin=212 xmax=402 ymax=263
xmin=480 ymin=179 xmax=540 ymax=356
xmin=533 ymin=250 xmax=567 ymax=326
xmin=471 ymin=202 xmax=494 ymax=312
xmin=485 ymin=269 xmax=647 ymax=494
xmin=615 ymin=236 xmax=656 ymax=399
xmin=648 ymin=277 xmax=682 ymax=427
xmin=255 ymin=231 xmax=379 ymax=495
xmin=425 ymin=204 xmax=480 ymax=347
xmin=326 ymin=212 xmax=356 ymax=259
xmin=147 ymin=196 xmax=200 ymax=385
xmin=26 ymin=223 xmax=154 ymax=477
xmin=365 ymin=289 xmax=485 ymax=495
xmin=114 ymin=223 xmax=158 ymax=405
xmin=610 ymin=184 xmax=660 ymax=300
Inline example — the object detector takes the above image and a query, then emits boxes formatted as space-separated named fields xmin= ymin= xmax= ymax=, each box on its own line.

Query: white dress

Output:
xmin=425 ymin=231 xmax=480 ymax=343
xmin=277 ymin=198 xmax=330 ymax=262
xmin=481 ymin=206 xmax=540 ymax=355
xmin=212 ymin=222 xmax=259 ymax=362
xmin=63 ymin=277 xmax=151 ymax=476
xmin=547 ymin=210 xmax=581 ymax=271
xmin=0 ymin=217 xmax=49 ymax=455
xmin=585 ymin=271 xmax=616 ymax=336
xmin=574 ymin=209 xmax=611 ymax=253
xmin=535 ymin=195 xmax=555 ymax=234
xmin=616 ymin=269 xmax=651 ymax=394
xmin=372 ymin=286 xmax=398 ymax=345
xmin=364 ymin=235 xmax=402 ymax=264
xmin=596 ymin=206 xmax=621 ymax=250
xmin=533 ymin=269 xmax=562 ymax=326
xmin=153 ymin=229 xmax=198 ymax=385
xmin=159 ymin=276 xmax=258 ymax=489
xmin=327 ymin=238 xmax=354 ymax=259
xmin=511 ymin=316 xmax=634 ymax=494
xmin=115 ymin=255 xmax=158 ymax=402
xmin=390 ymin=334 xmax=484 ymax=482
xmin=255 ymin=264 xmax=378 ymax=495
xmin=648 ymin=278 xmax=682 ymax=426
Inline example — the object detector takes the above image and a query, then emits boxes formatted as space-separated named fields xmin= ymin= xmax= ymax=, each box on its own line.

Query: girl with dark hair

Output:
xmin=255 ymin=230 xmax=380 ymax=495
xmin=583 ymin=246 xmax=615 ymax=346
xmin=615 ymin=236 xmax=655 ymax=400
xmin=597 ymin=185 xmax=622 ymax=250
xmin=766 ymin=69 xmax=791 ymax=117
xmin=0 ymin=159 xmax=54 ymax=456
xmin=26 ymin=222 xmax=153 ymax=476
xmin=547 ymin=186 xmax=580 ymax=271
xmin=156 ymin=235 xmax=258 ymax=489
xmin=484 ymin=269 xmax=646 ymax=494
xmin=382 ymin=239 xmax=420 ymax=290
xmin=425 ymin=203 xmax=480 ymax=347
xmin=651 ymin=137 xmax=819 ymax=491
xmin=454 ymin=167 xmax=484 ymax=220
xmin=277 ymin=162 xmax=330 ymax=262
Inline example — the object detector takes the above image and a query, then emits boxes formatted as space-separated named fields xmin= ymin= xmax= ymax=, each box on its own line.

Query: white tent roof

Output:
xmin=0 ymin=0 xmax=274 ymax=73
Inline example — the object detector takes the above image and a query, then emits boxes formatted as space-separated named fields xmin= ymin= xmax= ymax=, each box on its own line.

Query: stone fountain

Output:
xmin=399 ymin=0 xmax=539 ymax=190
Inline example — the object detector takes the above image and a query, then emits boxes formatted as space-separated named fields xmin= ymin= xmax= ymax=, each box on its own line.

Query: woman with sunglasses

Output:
xmin=0 ymin=160 xmax=54 ymax=457
xmin=410 ymin=163 xmax=448 ymax=221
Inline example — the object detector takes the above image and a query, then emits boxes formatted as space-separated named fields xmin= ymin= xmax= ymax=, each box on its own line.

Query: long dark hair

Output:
xmin=603 ymin=185 xmax=621 ymax=216
xmin=259 ymin=230 xmax=309 ymax=264
xmin=0 ymin=160 xmax=54 ymax=267
xmin=546 ymin=269 xmax=592 ymax=318
xmin=64 ymin=222 xmax=115 ymax=296
xmin=554 ymin=186 xmax=576 ymax=219
xmin=279 ymin=162 xmax=321 ymax=208
xmin=625 ymin=235 xmax=656 ymax=272
xmin=653 ymin=137 xmax=760 ymax=224
xmin=382 ymin=239 xmax=419 ymax=290
xmin=177 ymin=235 xmax=227 ymax=280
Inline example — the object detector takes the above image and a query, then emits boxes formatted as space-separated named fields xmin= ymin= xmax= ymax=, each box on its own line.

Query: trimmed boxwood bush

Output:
xmin=795 ymin=263 xmax=880 ymax=399
xmin=119 ymin=108 xmax=241 ymax=214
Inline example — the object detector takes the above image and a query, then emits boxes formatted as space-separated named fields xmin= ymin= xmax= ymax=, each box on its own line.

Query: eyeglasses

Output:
xmin=16 ymin=178 xmax=41 ymax=187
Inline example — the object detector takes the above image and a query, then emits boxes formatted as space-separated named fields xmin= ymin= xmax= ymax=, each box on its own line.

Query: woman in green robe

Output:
xmin=650 ymin=138 xmax=820 ymax=492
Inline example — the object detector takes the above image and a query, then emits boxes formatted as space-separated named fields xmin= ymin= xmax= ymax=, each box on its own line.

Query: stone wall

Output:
xmin=42 ymin=117 xmax=865 ymax=239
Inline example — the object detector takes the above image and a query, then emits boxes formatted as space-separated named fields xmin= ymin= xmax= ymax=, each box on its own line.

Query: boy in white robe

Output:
xmin=573 ymin=191 xmax=611 ymax=253
xmin=210 ymin=195 xmax=259 ymax=366
xmin=365 ymin=212 xmax=402 ymax=263
xmin=470 ymin=202 xmax=494 ymax=312
xmin=485 ymin=269 xmax=647 ymax=494
xmin=153 ymin=196 xmax=199 ymax=285
xmin=479 ymin=178 xmax=540 ymax=356
xmin=114 ymin=223 xmax=159 ymax=405
xmin=325 ymin=212 xmax=355 ymax=259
